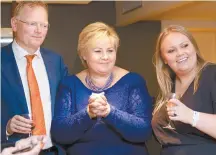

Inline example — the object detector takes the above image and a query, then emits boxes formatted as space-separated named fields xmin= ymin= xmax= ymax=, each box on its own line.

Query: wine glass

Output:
xmin=163 ymin=93 xmax=180 ymax=130
xmin=20 ymin=114 xmax=33 ymax=137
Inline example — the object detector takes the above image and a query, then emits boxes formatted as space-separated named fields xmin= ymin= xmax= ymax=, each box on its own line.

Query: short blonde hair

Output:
xmin=13 ymin=1 xmax=48 ymax=17
xmin=77 ymin=22 xmax=120 ymax=68
xmin=153 ymin=25 xmax=207 ymax=114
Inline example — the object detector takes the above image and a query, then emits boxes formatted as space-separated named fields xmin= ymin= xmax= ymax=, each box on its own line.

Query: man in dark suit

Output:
xmin=1 ymin=1 xmax=68 ymax=154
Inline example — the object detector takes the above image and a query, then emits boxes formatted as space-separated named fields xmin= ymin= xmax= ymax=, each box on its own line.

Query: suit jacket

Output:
xmin=1 ymin=43 xmax=68 ymax=150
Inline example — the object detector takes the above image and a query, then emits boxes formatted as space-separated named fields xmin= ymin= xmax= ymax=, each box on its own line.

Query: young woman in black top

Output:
xmin=152 ymin=25 xmax=216 ymax=155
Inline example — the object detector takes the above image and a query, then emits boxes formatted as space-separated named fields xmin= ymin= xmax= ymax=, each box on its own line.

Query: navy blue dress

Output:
xmin=51 ymin=72 xmax=152 ymax=155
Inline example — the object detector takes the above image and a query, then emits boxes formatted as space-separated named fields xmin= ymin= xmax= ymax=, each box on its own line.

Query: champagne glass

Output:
xmin=20 ymin=114 xmax=33 ymax=137
xmin=163 ymin=93 xmax=180 ymax=130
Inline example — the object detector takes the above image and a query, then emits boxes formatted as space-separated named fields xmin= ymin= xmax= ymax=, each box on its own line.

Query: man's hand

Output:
xmin=7 ymin=115 xmax=33 ymax=135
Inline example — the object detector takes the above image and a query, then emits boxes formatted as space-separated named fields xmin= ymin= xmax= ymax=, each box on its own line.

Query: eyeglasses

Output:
xmin=16 ymin=19 xmax=50 ymax=30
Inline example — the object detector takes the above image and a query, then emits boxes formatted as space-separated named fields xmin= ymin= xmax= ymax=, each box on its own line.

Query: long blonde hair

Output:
xmin=153 ymin=25 xmax=207 ymax=114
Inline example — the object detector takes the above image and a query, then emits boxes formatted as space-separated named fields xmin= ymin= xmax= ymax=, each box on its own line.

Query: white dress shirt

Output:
xmin=12 ymin=40 xmax=53 ymax=149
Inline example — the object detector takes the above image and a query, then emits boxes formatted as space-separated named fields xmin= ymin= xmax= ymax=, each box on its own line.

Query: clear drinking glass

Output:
xmin=163 ymin=93 xmax=180 ymax=130
xmin=20 ymin=114 xmax=33 ymax=137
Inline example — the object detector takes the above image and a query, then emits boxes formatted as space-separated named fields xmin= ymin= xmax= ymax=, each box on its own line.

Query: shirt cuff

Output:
xmin=6 ymin=121 xmax=13 ymax=140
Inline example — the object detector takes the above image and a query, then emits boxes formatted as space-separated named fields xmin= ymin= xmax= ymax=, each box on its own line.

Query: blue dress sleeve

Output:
xmin=51 ymin=77 xmax=96 ymax=145
xmin=103 ymin=75 xmax=153 ymax=143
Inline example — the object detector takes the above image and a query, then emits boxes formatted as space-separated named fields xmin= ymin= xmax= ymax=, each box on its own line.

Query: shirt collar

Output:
xmin=12 ymin=40 xmax=42 ymax=60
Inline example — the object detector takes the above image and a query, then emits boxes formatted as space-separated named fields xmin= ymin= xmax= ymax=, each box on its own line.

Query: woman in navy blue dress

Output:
xmin=152 ymin=25 xmax=216 ymax=155
xmin=51 ymin=22 xmax=152 ymax=155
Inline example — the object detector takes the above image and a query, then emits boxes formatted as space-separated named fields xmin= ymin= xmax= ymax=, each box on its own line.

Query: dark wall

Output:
xmin=116 ymin=21 xmax=160 ymax=97
xmin=1 ymin=2 xmax=160 ymax=155
xmin=1 ymin=3 xmax=12 ymax=27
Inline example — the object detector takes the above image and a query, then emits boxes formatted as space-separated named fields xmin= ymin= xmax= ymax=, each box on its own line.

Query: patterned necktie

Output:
xmin=25 ymin=55 xmax=46 ymax=135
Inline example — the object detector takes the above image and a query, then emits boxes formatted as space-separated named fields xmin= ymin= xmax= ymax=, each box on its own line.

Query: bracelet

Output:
xmin=192 ymin=111 xmax=200 ymax=127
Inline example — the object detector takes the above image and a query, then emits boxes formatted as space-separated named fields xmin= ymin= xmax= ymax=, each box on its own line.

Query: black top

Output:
xmin=152 ymin=63 xmax=216 ymax=155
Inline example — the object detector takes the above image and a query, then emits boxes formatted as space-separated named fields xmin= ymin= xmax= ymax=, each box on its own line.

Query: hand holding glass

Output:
xmin=163 ymin=93 xmax=180 ymax=130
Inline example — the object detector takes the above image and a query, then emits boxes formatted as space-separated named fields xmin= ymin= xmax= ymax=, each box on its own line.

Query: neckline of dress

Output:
xmin=75 ymin=72 xmax=132 ymax=93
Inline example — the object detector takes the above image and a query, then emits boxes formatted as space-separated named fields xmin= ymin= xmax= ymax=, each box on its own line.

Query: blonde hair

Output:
xmin=13 ymin=1 xmax=48 ymax=17
xmin=77 ymin=22 xmax=120 ymax=68
xmin=153 ymin=25 xmax=207 ymax=114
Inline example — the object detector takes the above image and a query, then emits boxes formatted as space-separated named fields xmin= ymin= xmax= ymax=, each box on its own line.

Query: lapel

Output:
xmin=2 ymin=44 xmax=28 ymax=113
xmin=40 ymin=49 xmax=55 ymax=115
